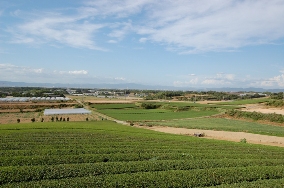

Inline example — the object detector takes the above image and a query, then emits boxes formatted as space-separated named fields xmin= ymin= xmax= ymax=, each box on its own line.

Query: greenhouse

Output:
xmin=44 ymin=108 xmax=91 ymax=115
xmin=0 ymin=97 xmax=70 ymax=102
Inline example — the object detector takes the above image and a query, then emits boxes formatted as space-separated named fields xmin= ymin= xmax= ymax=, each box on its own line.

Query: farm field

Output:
xmin=1 ymin=121 xmax=284 ymax=187
xmin=209 ymin=98 xmax=271 ymax=105
xmin=143 ymin=118 xmax=284 ymax=137
xmin=0 ymin=112 xmax=98 ymax=124
xmin=91 ymin=102 xmax=226 ymax=121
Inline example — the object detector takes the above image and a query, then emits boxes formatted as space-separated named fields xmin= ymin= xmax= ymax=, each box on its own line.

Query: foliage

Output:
xmin=227 ymin=110 xmax=284 ymax=123
xmin=270 ymin=92 xmax=284 ymax=100
xmin=91 ymin=103 xmax=137 ymax=110
xmin=216 ymin=98 xmax=270 ymax=105
xmin=266 ymin=99 xmax=284 ymax=107
xmin=240 ymin=138 xmax=247 ymax=143
xmin=140 ymin=102 xmax=161 ymax=109
xmin=74 ymin=104 xmax=83 ymax=108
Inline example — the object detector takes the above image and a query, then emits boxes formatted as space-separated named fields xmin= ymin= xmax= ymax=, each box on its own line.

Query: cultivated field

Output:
xmin=1 ymin=121 xmax=284 ymax=187
xmin=1 ymin=96 xmax=284 ymax=186
xmin=0 ymin=101 xmax=100 ymax=124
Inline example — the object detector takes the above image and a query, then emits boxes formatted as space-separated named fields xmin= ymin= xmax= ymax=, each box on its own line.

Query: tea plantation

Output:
xmin=1 ymin=121 xmax=284 ymax=187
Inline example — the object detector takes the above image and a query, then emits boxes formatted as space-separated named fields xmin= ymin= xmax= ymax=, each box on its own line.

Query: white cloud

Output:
xmin=216 ymin=73 xmax=235 ymax=80
xmin=5 ymin=0 xmax=284 ymax=53
xmin=68 ymin=70 xmax=88 ymax=75
xmin=82 ymin=0 xmax=152 ymax=18
xmin=0 ymin=63 xmax=43 ymax=74
xmin=134 ymin=0 xmax=284 ymax=53
xmin=108 ymin=40 xmax=117 ymax=43
xmin=261 ymin=73 xmax=284 ymax=87
xmin=139 ymin=37 xmax=147 ymax=43
xmin=115 ymin=77 xmax=126 ymax=81
xmin=9 ymin=12 xmax=106 ymax=50
xmin=0 ymin=63 xmax=46 ymax=83
xmin=201 ymin=79 xmax=230 ymax=85
xmin=55 ymin=70 xmax=88 ymax=75
xmin=173 ymin=77 xmax=198 ymax=87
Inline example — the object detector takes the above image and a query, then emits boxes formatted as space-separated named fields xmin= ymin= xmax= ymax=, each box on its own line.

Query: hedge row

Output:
xmin=1 ymin=159 xmax=284 ymax=184
xmin=2 ymin=166 xmax=284 ymax=187
xmin=227 ymin=110 xmax=284 ymax=123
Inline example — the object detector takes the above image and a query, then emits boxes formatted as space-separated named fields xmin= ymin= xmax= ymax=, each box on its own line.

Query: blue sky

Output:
xmin=1 ymin=0 xmax=284 ymax=89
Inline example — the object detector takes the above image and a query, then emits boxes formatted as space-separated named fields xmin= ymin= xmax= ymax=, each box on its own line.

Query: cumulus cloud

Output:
xmin=115 ymin=77 xmax=126 ymax=81
xmin=201 ymin=79 xmax=231 ymax=85
xmin=173 ymin=77 xmax=199 ymax=87
xmin=200 ymin=73 xmax=235 ymax=86
xmin=0 ymin=63 xmax=46 ymax=83
xmin=108 ymin=40 xmax=117 ymax=43
xmin=68 ymin=70 xmax=88 ymax=75
xmin=139 ymin=38 xmax=147 ymax=43
xmin=261 ymin=73 xmax=284 ymax=87
xmin=0 ymin=63 xmax=43 ymax=74
xmin=55 ymin=70 xmax=88 ymax=75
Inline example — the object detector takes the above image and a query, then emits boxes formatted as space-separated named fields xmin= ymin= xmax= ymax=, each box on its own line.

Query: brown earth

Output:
xmin=242 ymin=104 xmax=284 ymax=115
xmin=141 ymin=126 xmax=284 ymax=148
xmin=0 ymin=112 xmax=100 ymax=124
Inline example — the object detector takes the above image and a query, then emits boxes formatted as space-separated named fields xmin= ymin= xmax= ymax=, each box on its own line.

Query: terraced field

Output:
xmin=1 ymin=121 xmax=284 ymax=187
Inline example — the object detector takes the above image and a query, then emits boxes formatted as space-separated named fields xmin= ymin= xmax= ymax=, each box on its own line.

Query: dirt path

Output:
xmin=141 ymin=126 xmax=284 ymax=148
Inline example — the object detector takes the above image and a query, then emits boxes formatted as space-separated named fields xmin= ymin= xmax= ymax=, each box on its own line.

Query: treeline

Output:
xmin=227 ymin=110 xmax=284 ymax=123
xmin=270 ymin=92 xmax=284 ymax=100
xmin=266 ymin=100 xmax=284 ymax=107
xmin=0 ymin=87 xmax=67 ymax=98
xmin=144 ymin=90 xmax=267 ymax=101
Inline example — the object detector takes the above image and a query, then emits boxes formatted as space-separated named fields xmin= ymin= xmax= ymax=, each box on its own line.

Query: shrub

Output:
xmin=141 ymin=103 xmax=161 ymax=109
xmin=240 ymin=138 xmax=247 ymax=143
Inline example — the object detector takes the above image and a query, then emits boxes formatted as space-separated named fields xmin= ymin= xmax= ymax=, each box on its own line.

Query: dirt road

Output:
xmin=142 ymin=126 xmax=284 ymax=147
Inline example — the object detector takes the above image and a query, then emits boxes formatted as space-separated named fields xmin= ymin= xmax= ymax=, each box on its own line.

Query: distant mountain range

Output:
xmin=0 ymin=80 xmax=283 ymax=92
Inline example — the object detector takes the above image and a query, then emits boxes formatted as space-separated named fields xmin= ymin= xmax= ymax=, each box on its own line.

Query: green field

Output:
xmin=92 ymin=102 xmax=224 ymax=121
xmin=98 ymin=108 xmax=220 ymax=121
xmin=1 ymin=121 xmax=284 ymax=187
xmin=144 ymin=118 xmax=284 ymax=137
xmin=213 ymin=98 xmax=270 ymax=105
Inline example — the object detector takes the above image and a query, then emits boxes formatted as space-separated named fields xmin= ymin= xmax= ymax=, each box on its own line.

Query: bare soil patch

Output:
xmin=242 ymin=104 xmax=284 ymax=115
xmin=0 ymin=112 xmax=100 ymax=124
xmin=141 ymin=126 xmax=284 ymax=147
